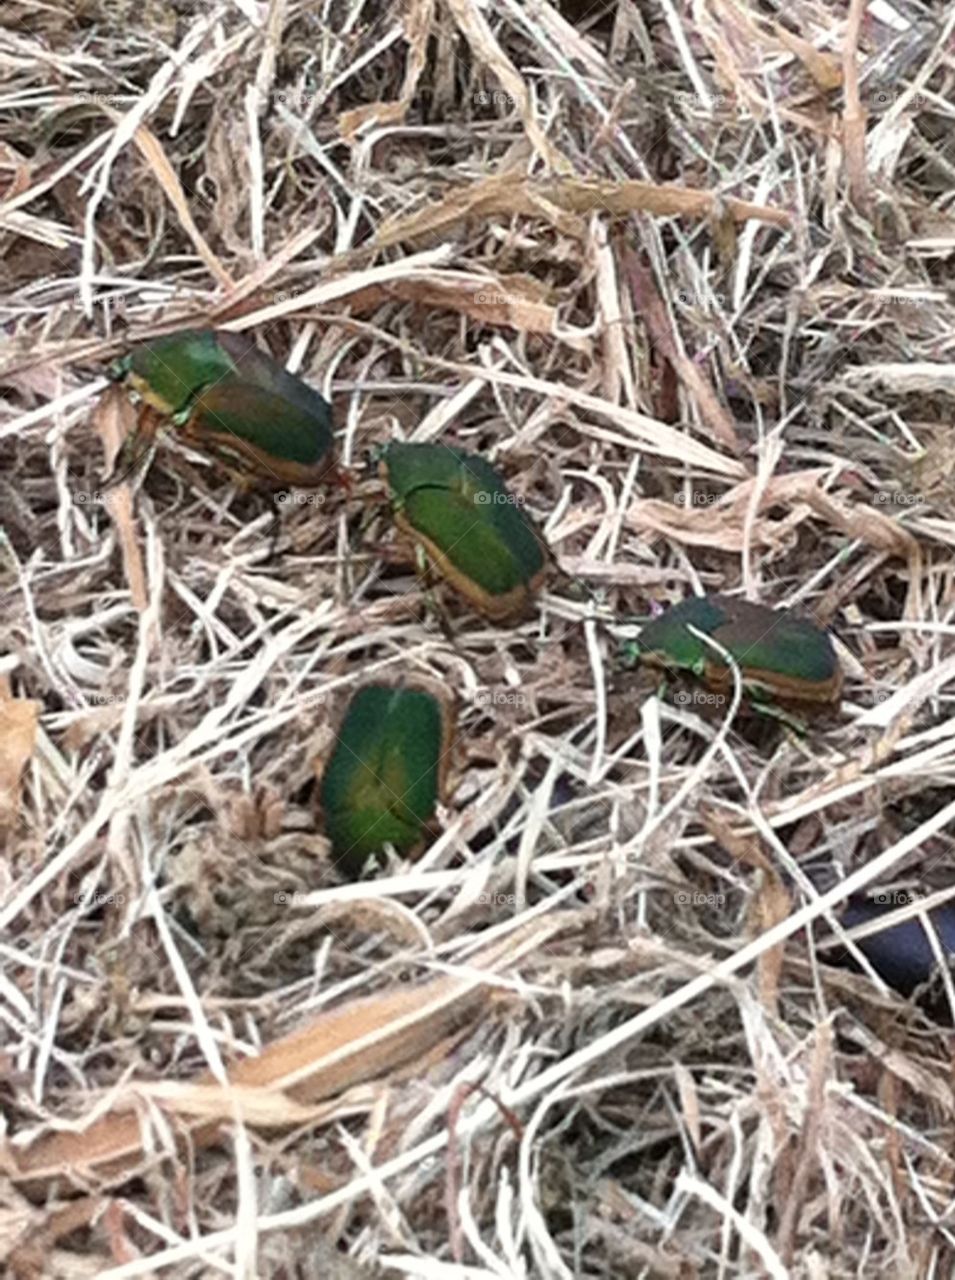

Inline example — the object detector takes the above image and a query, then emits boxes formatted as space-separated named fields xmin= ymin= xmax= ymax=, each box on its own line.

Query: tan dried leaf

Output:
xmin=0 ymin=680 xmax=39 ymax=833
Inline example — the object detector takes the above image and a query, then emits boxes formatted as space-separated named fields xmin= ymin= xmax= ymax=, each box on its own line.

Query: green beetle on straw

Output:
xmin=110 ymin=328 xmax=336 ymax=489
xmin=619 ymin=593 xmax=842 ymax=713
xmin=378 ymin=441 xmax=548 ymax=622
xmin=318 ymin=683 xmax=455 ymax=879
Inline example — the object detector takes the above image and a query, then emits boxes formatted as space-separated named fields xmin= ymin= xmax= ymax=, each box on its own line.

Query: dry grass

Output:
xmin=3 ymin=0 xmax=955 ymax=1275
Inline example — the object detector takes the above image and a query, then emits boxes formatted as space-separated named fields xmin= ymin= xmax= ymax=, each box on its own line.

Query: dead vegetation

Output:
xmin=3 ymin=0 xmax=955 ymax=1275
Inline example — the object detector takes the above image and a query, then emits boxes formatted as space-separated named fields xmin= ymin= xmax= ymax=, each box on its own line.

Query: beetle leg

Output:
xmin=430 ymin=595 xmax=458 ymax=642
xmin=412 ymin=542 xmax=458 ymax=638
xmin=186 ymin=438 xmax=259 ymax=493
xmin=746 ymin=688 xmax=808 ymax=736
xmin=330 ymin=464 xmax=355 ymax=498
xmin=103 ymin=404 xmax=162 ymax=489
xmin=170 ymin=375 xmax=230 ymax=435
xmin=263 ymin=501 xmax=286 ymax=559
xmin=413 ymin=541 xmax=430 ymax=577
xmin=619 ymin=641 xmax=641 ymax=669
xmin=171 ymin=388 xmax=208 ymax=428
xmin=365 ymin=535 xmax=450 ymax=626
xmin=172 ymin=401 xmax=263 ymax=493
xmin=218 ymin=461 xmax=259 ymax=494
xmin=108 ymin=355 xmax=132 ymax=383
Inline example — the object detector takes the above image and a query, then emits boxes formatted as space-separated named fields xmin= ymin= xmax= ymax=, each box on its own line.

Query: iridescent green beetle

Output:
xmin=379 ymin=442 xmax=548 ymax=622
xmin=319 ymin=683 xmax=454 ymax=878
xmin=116 ymin=329 xmax=238 ymax=417
xmin=111 ymin=328 xmax=335 ymax=488
xmin=620 ymin=593 xmax=842 ymax=708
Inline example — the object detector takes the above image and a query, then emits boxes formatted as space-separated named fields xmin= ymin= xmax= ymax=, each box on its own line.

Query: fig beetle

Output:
xmin=620 ymin=593 xmax=842 ymax=709
xmin=379 ymin=442 xmax=548 ymax=622
xmin=111 ymin=328 xmax=334 ymax=488
xmin=319 ymin=683 xmax=454 ymax=878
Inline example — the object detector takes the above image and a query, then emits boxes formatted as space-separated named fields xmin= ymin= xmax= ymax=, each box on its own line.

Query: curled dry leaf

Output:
xmin=691 ymin=0 xmax=831 ymax=133
xmin=628 ymin=470 xmax=923 ymax=567
xmin=132 ymin=125 xmax=234 ymax=290
xmin=7 ymin=921 xmax=566 ymax=1195
xmin=702 ymin=810 xmax=790 ymax=1017
xmin=344 ymin=271 xmax=563 ymax=337
xmin=373 ymin=173 xmax=791 ymax=253
xmin=842 ymin=0 xmax=869 ymax=207
xmin=4 ymin=1196 xmax=106 ymax=1278
xmin=626 ymin=495 xmax=802 ymax=554
xmin=90 ymin=386 xmax=148 ymax=613
xmin=802 ymin=489 xmax=921 ymax=560
xmin=842 ymin=362 xmax=955 ymax=395
xmin=7 ymin=971 xmax=486 ymax=1193
xmin=774 ymin=25 xmax=843 ymax=94
xmin=0 ymin=677 xmax=39 ymax=834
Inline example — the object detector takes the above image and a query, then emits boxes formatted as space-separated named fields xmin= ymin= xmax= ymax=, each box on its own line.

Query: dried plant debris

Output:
xmin=4 ymin=0 xmax=955 ymax=1275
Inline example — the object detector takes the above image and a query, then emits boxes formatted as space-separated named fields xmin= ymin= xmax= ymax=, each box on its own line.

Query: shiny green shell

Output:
xmin=123 ymin=329 xmax=238 ymax=416
xmin=119 ymin=328 xmax=334 ymax=479
xmin=631 ymin=593 xmax=841 ymax=703
xmin=380 ymin=442 xmax=547 ymax=619
xmin=189 ymin=383 xmax=333 ymax=470
xmin=320 ymin=685 xmax=450 ymax=877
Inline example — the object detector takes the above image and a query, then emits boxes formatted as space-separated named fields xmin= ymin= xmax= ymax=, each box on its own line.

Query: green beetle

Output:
xmin=379 ymin=442 xmax=548 ymax=622
xmin=319 ymin=683 xmax=454 ymax=878
xmin=620 ymin=593 xmax=842 ymax=708
xmin=181 ymin=382 xmax=336 ymax=488
xmin=114 ymin=329 xmax=239 ymax=417
xmin=111 ymin=328 xmax=335 ymax=488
